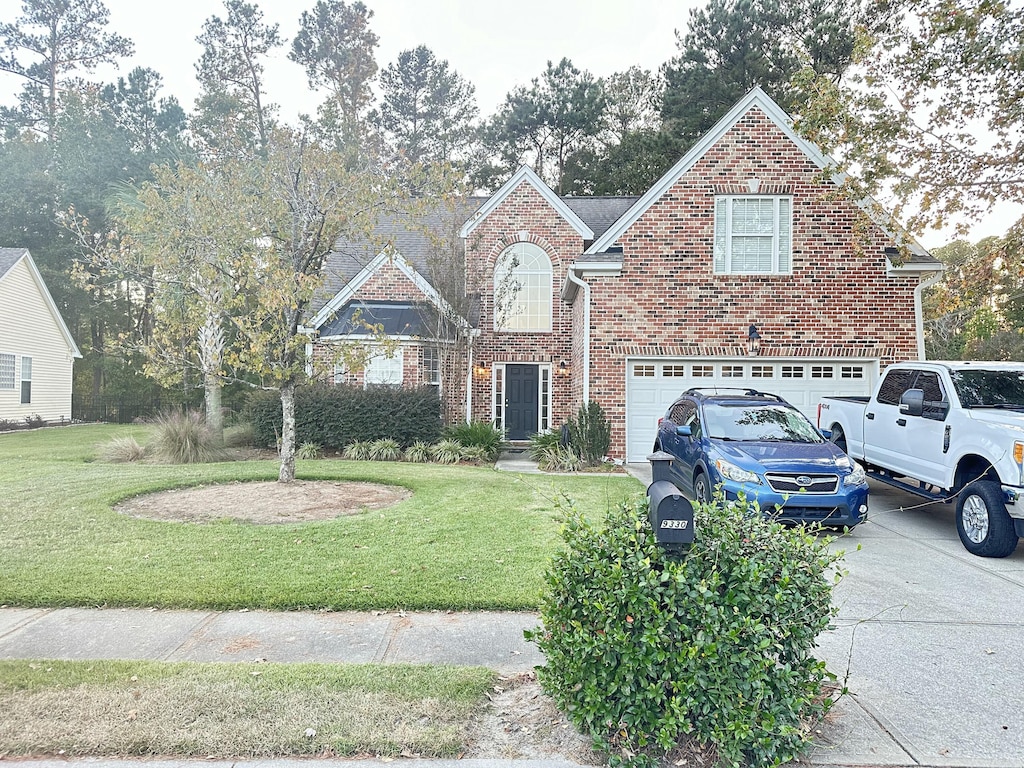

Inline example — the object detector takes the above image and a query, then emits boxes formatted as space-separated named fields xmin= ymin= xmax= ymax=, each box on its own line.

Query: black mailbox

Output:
xmin=646 ymin=451 xmax=695 ymax=549
xmin=648 ymin=480 xmax=695 ymax=546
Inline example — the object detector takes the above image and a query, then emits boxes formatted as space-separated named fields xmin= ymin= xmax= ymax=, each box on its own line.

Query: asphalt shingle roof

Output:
xmin=0 ymin=247 xmax=28 ymax=279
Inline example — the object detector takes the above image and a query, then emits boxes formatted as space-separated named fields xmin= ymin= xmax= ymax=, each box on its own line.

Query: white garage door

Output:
xmin=624 ymin=358 xmax=878 ymax=463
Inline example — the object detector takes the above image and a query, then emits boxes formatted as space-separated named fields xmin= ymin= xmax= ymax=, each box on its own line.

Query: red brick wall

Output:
xmin=464 ymin=182 xmax=581 ymax=431
xmin=585 ymin=107 xmax=921 ymax=457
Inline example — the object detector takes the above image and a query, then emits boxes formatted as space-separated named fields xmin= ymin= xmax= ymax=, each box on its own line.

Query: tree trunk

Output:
xmin=278 ymin=380 xmax=296 ymax=482
xmin=205 ymin=375 xmax=223 ymax=443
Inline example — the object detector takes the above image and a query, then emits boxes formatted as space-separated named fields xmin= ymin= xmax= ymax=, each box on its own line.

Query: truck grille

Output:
xmin=764 ymin=473 xmax=839 ymax=494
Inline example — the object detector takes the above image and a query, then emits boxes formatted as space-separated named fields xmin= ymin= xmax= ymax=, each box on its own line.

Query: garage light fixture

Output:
xmin=474 ymin=363 xmax=489 ymax=377
xmin=747 ymin=324 xmax=761 ymax=355
xmin=557 ymin=360 xmax=569 ymax=376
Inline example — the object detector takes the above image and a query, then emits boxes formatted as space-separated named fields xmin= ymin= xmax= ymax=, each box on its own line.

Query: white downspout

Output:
xmin=465 ymin=331 xmax=477 ymax=423
xmin=914 ymin=273 xmax=943 ymax=361
xmin=567 ymin=268 xmax=591 ymax=403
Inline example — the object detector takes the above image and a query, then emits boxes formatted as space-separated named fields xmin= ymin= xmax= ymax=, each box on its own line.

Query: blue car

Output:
xmin=653 ymin=388 xmax=868 ymax=527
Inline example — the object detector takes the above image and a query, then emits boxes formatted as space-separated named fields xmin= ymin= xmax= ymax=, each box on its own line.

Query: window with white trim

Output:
xmin=841 ymin=365 xmax=865 ymax=379
xmin=781 ymin=365 xmax=805 ymax=378
xmin=20 ymin=356 xmax=31 ymax=404
xmin=663 ymin=364 xmax=687 ymax=377
xmin=714 ymin=196 xmax=792 ymax=274
xmin=494 ymin=242 xmax=552 ymax=332
xmin=692 ymin=365 xmax=714 ymax=377
xmin=722 ymin=365 xmax=744 ymax=377
xmin=0 ymin=353 xmax=14 ymax=390
xmin=365 ymin=348 xmax=403 ymax=387
xmin=751 ymin=365 xmax=773 ymax=378
xmin=632 ymin=363 xmax=655 ymax=377
xmin=423 ymin=346 xmax=441 ymax=387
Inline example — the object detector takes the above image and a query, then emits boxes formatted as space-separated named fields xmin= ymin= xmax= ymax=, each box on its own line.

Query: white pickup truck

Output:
xmin=817 ymin=361 xmax=1024 ymax=557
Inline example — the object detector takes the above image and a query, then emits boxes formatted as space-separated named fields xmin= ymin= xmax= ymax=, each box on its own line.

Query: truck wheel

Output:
xmin=955 ymin=481 xmax=1018 ymax=558
xmin=693 ymin=472 xmax=711 ymax=504
xmin=829 ymin=425 xmax=848 ymax=454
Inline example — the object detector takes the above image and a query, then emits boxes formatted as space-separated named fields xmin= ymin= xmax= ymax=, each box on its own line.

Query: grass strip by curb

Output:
xmin=0 ymin=659 xmax=495 ymax=758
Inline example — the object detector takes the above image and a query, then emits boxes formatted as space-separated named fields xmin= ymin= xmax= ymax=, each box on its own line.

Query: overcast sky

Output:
xmin=0 ymin=0 xmax=696 ymax=118
xmin=0 ymin=0 xmax=1018 ymax=246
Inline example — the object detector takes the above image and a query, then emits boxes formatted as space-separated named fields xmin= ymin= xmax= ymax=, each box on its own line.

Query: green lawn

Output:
xmin=0 ymin=424 xmax=641 ymax=611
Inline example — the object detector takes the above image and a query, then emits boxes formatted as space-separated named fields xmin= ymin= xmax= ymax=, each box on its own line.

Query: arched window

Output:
xmin=493 ymin=242 xmax=552 ymax=332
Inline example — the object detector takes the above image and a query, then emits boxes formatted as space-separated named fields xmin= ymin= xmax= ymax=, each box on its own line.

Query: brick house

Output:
xmin=310 ymin=86 xmax=941 ymax=462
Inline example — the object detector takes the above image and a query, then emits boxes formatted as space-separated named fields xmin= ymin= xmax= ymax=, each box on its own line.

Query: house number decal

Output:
xmin=660 ymin=519 xmax=689 ymax=530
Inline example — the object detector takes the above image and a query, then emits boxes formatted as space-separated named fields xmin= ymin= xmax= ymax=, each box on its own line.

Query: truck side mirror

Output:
xmin=900 ymin=388 xmax=925 ymax=417
xmin=676 ymin=425 xmax=692 ymax=437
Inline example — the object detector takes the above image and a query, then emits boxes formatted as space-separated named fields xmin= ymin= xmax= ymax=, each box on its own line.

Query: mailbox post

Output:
xmin=646 ymin=451 xmax=695 ymax=552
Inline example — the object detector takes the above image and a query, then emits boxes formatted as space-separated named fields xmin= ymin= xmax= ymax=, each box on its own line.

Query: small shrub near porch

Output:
xmin=528 ymin=495 xmax=842 ymax=768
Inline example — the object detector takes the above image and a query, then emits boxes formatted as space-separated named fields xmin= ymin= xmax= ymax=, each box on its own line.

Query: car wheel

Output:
xmin=956 ymin=480 xmax=1018 ymax=558
xmin=693 ymin=472 xmax=711 ymax=505
xmin=829 ymin=425 xmax=848 ymax=454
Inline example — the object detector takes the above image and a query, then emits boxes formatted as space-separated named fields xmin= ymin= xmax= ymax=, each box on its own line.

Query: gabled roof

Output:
xmin=584 ymin=86 xmax=935 ymax=266
xmin=459 ymin=165 xmax=595 ymax=240
xmin=311 ymin=248 xmax=469 ymax=335
xmin=0 ymin=247 xmax=82 ymax=358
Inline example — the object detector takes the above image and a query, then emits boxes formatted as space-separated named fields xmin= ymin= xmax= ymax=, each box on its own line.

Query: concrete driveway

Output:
xmin=801 ymin=479 xmax=1024 ymax=767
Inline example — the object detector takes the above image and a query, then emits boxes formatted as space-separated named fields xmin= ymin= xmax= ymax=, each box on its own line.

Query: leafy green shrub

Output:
xmin=566 ymin=400 xmax=611 ymax=465
xmin=443 ymin=420 xmax=505 ymax=461
xmin=527 ymin=430 xmax=561 ymax=461
xmin=246 ymin=384 xmax=442 ymax=450
xmin=369 ymin=438 xmax=401 ymax=461
xmin=148 ymin=410 xmax=226 ymax=464
xmin=403 ymin=441 xmax=432 ymax=463
xmin=296 ymin=442 xmax=323 ymax=460
xmin=430 ymin=439 xmax=463 ymax=465
xmin=527 ymin=494 xmax=842 ymax=768
xmin=343 ymin=440 xmax=373 ymax=460
xmin=100 ymin=435 xmax=148 ymax=463
xmin=23 ymin=413 xmax=44 ymax=429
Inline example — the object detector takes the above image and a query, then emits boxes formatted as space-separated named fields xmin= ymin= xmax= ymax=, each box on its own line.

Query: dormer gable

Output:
xmin=459 ymin=165 xmax=594 ymax=241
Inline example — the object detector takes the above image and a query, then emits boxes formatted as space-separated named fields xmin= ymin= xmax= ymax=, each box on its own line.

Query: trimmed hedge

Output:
xmin=528 ymin=495 xmax=842 ymax=767
xmin=246 ymin=384 xmax=442 ymax=450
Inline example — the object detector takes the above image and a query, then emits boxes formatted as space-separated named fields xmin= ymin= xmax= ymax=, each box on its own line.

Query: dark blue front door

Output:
xmin=505 ymin=364 xmax=539 ymax=440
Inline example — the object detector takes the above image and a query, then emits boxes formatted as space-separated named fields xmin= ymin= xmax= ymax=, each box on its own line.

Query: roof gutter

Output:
xmin=566 ymin=268 xmax=591 ymax=403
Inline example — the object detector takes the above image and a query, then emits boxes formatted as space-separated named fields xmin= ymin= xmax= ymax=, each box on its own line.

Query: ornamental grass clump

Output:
xmin=148 ymin=410 xmax=226 ymax=464
xmin=527 ymin=494 xmax=844 ymax=768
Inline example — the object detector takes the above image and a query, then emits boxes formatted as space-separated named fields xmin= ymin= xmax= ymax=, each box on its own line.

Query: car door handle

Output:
xmin=866 ymin=412 xmax=875 ymax=420
xmin=896 ymin=418 xmax=907 ymax=427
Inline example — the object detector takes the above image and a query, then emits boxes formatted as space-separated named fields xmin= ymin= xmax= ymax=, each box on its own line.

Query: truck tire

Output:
xmin=829 ymin=425 xmax=848 ymax=454
xmin=955 ymin=481 xmax=1018 ymax=558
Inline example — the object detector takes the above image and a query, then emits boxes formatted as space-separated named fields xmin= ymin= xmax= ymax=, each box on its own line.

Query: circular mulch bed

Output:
xmin=114 ymin=480 xmax=412 ymax=524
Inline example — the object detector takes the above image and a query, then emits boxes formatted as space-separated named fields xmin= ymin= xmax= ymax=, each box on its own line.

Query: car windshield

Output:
xmin=951 ymin=370 xmax=1024 ymax=409
xmin=702 ymin=403 xmax=824 ymax=443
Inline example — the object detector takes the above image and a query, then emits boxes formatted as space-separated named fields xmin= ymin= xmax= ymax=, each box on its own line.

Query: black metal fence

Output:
xmin=72 ymin=392 xmax=200 ymax=424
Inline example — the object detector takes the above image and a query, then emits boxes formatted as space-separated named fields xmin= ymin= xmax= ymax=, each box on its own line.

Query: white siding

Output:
xmin=0 ymin=258 xmax=76 ymax=423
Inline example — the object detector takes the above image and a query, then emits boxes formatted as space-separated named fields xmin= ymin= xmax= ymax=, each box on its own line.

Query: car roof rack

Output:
xmin=682 ymin=387 xmax=788 ymax=403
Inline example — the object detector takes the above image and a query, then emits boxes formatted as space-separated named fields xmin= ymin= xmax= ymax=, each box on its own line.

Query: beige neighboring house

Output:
xmin=0 ymin=248 xmax=81 ymax=425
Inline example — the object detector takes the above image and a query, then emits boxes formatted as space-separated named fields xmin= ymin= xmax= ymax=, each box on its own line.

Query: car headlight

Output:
xmin=715 ymin=458 xmax=760 ymax=484
xmin=847 ymin=461 xmax=867 ymax=486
